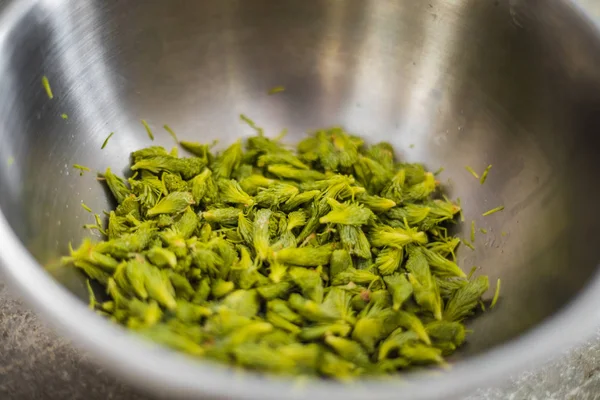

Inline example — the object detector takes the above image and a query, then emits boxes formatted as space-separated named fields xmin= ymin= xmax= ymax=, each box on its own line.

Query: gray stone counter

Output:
xmin=0 ymin=281 xmax=146 ymax=400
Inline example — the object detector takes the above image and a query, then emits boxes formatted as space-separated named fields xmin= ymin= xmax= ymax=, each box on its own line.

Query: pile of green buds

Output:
xmin=63 ymin=125 xmax=490 ymax=379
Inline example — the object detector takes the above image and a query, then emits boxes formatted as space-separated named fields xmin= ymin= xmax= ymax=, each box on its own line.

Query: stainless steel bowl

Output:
xmin=1 ymin=0 xmax=600 ymax=398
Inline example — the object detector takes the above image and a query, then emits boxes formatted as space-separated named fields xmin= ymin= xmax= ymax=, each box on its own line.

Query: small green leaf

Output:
xmin=275 ymin=244 xmax=334 ymax=267
xmin=444 ymin=276 xmax=489 ymax=321
xmin=147 ymin=192 xmax=194 ymax=216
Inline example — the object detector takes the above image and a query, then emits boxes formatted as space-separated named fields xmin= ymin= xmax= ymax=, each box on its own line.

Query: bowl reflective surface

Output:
xmin=1 ymin=0 xmax=600 ymax=399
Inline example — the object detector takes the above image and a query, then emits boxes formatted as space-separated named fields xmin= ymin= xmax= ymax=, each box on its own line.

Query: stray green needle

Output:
xmin=164 ymin=124 xmax=178 ymax=143
xmin=463 ymin=240 xmax=475 ymax=251
xmin=480 ymin=165 xmax=492 ymax=184
xmin=491 ymin=279 xmax=501 ymax=308
xmin=268 ymin=86 xmax=285 ymax=95
xmin=467 ymin=266 xmax=479 ymax=279
xmin=101 ymin=132 xmax=115 ymax=149
xmin=42 ymin=76 xmax=53 ymax=99
xmin=73 ymin=164 xmax=91 ymax=176
xmin=465 ymin=166 xmax=479 ymax=179
xmin=456 ymin=197 xmax=465 ymax=222
xmin=141 ymin=119 xmax=154 ymax=141
xmin=239 ymin=114 xmax=263 ymax=134
xmin=482 ymin=206 xmax=505 ymax=217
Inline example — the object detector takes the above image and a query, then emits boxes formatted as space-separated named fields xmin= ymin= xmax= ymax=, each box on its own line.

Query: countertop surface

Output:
xmin=2 ymin=280 xmax=600 ymax=400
